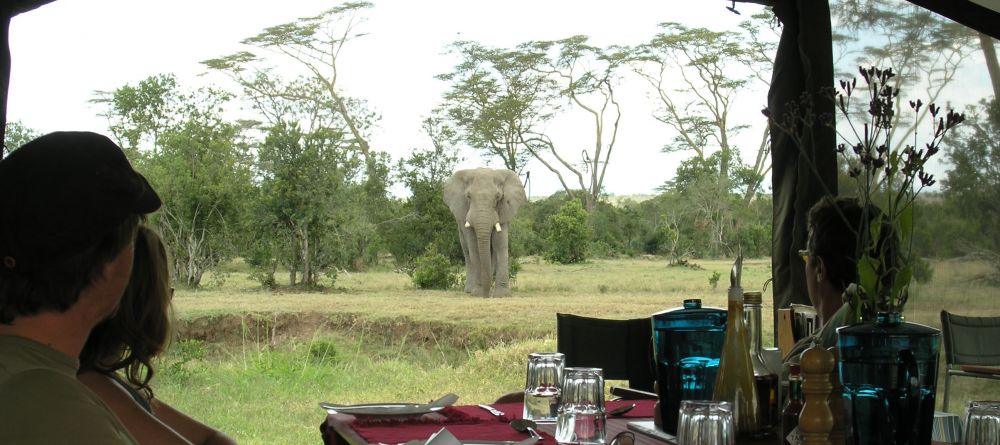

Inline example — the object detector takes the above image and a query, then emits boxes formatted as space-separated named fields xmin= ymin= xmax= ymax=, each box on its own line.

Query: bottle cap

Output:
xmin=743 ymin=291 xmax=762 ymax=305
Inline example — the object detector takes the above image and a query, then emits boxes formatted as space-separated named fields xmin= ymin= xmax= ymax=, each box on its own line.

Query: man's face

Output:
xmin=96 ymin=240 xmax=135 ymax=321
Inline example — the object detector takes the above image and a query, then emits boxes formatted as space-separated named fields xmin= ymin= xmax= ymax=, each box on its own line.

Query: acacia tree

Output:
xmin=519 ymin=36 xmax=627 ymax=212
xmin=831 ymin=0 xmax=982 ymax=147
xmin=627 ymin=18 xmax=776 ymax=203
xmin=436 ymin=40 xmax=559 ymax=172
xmin=201 ymin=2 xmax=381 ymax=180
xmin=438 ymin=37 xmax=630 ymax=212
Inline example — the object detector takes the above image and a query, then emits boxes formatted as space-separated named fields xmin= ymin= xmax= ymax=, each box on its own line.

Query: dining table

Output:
xmin=319 ymin=399 xmax=782 ymax=445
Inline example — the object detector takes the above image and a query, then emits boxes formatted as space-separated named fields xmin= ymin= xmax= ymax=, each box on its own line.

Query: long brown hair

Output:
xmin=79 ymin=225 xmax=172 ymax=401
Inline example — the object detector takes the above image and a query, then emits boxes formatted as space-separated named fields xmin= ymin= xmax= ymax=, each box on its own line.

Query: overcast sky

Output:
xmin=7 ymin=1 xmax=991 ymax=198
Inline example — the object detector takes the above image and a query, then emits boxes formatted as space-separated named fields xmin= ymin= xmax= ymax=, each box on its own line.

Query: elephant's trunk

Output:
xmin=476 ymin=223 xmax=492 ymax=297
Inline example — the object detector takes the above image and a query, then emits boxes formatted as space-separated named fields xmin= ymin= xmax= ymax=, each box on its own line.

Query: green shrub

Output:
xmin=544 ymin=200 xmax=591 ymax=264
xmin=508 ymin=258 xmax=521 ymax=286
xmin=708 ymin=271 xmax=721 ymax=289
xmin=308 ymin=339 xmax=339 ymax=364
xmin=412 ymin=244 xmax=458 ymax=289
xmin=912 ymin=256 xmax=934 ymax=284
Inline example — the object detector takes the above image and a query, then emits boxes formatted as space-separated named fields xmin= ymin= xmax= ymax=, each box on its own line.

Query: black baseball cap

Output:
xmin=0 ymin=131 xmax=161 ymax=272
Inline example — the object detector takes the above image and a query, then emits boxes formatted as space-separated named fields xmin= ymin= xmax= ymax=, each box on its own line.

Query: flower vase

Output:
xmin=836 ymin=312 xmax=940 ymax=445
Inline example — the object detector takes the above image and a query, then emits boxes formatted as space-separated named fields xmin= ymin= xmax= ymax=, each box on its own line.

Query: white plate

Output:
xmin=320 ymin=402 xmax=447 ymax=416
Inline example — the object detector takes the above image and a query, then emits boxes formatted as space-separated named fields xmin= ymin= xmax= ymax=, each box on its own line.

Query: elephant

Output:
xmin=443 ymin=168 xmax=527 ymax=297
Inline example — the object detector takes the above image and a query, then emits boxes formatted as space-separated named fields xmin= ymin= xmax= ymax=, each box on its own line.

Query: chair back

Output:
xmin=556 ymin=313 xmax=655 ymax=392
xmin=940 ymin=310 xmax=1000 ymax=367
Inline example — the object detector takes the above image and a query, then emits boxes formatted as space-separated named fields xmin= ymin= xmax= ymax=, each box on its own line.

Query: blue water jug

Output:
xmin=837 ymin=312 xmax=940 ymax=445
xmin=651 ymin=299 xmax=727 ymax=434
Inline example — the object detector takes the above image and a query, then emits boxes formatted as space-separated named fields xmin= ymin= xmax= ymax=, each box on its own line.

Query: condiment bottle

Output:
xmin=744 ymin=291 xmax=778 ymax=437
xmin=712 ymin=254 xmax=760 ymax=439
xmin=781 ymin=363 xmax=804 ymax=445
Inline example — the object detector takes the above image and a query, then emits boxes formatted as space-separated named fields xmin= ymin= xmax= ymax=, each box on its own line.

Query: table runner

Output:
xmin=324 ymin=400 xmax=655 ymax=445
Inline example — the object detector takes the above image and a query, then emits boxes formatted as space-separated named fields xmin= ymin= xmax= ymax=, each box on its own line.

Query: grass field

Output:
xmin=153 ymin=257 xmax=1000 ymax=445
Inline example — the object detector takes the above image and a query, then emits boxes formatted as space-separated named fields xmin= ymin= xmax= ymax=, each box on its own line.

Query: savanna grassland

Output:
xmin=154 ymin=257 xmax=1000 ymax=445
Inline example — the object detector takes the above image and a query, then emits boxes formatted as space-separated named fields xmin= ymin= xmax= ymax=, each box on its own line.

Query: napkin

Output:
xmin=932 ymin=411 xmax=962 ymax=444
xmin=419 ymin=427 xmax=538 ymax=445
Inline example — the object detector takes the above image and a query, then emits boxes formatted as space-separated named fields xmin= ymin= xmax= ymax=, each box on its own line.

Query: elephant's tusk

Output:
xmin=495 ymin=222 xmax=502 ymax=232
xmin=465 ymin=221 xmax=471 ymax=228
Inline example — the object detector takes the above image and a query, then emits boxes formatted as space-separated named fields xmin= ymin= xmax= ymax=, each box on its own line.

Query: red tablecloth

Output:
xmin=322 ymin=400 xmax=656 ymax=445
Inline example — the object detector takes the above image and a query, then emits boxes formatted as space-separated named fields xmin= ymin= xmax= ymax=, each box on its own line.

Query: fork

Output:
xmin=477 ymin=404 xmax=505 ymax=417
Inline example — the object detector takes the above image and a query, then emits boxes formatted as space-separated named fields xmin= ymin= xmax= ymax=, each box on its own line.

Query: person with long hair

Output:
xmin=79 ymin=226 xmax=236 ymax=445
xmin=0 ymin=132 xmax=160 ymax=444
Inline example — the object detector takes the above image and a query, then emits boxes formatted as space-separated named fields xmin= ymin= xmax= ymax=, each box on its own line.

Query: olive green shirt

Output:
xmin=782 ymin=304 xmax=850 ymax=377
xmin=0 ymin=335 xmax=139 ymax=445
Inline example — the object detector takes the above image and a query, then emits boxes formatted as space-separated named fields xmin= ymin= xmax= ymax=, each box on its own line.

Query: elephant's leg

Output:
xmin=457 ymin=225 xmax=476 ymax=293
xmin=492 ymin=227 xmax=511 ymax=297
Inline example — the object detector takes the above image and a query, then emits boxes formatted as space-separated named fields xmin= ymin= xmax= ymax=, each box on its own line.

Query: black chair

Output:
xmin=556 ymin=313 xmax=656 ymax=394
xmin=940 ymin=310 xmax=1000 ymax=412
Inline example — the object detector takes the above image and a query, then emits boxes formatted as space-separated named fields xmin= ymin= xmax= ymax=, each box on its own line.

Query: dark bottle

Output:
xmin=744 ymin=291 xmax=778 ymax=437
xmin=781 ymin=364 xmax=803 ymax=445
xmin=651 ymin=299 xmax=727 ymax=434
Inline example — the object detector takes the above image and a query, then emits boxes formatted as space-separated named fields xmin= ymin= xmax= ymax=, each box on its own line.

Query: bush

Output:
xmin=544 ymin=200 xmax=591 ymax=264
xmin=308 ymin=339 xmax=339 ymax=364
xmin=912 ymin=256 xmax=934 ymax=284
xmin=412 ymin=244 xmax=459 ymax=289
xmin=708 ymin=271 xmax=721 ymax=289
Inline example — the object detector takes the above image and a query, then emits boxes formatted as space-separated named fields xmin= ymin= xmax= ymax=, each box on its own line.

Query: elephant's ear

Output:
xmin=443 ymin=170 xmax=470 ymax=216
xmin=497 ymin=169 xmax=527 ymax=223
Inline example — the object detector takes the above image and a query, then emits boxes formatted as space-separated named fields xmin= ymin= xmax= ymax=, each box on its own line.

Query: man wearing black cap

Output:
xmin=0 ymin=131 xmax=160 ymax=444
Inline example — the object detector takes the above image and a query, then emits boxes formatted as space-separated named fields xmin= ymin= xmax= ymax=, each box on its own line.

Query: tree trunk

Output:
xmin=981 ymin=33 xmax=1000 ymax=100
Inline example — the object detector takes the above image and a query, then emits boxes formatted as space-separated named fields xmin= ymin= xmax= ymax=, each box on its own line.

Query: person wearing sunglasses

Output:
xmin=783 ymin=196 xmax=865 ymax=370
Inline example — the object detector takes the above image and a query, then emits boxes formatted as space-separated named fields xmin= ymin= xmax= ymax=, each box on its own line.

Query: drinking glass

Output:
xmin=964 ymin=400 xmax=1000 ymax=445
xmin=676 ymin=400 xmax=735 ymax=445
xmin=555 ymin=367 xmax=605 ymax=445
xmin=523 ymin=352 xmax=565 ymax=421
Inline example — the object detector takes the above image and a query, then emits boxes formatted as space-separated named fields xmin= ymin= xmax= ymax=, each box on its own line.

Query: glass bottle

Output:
xmin=712 ymin=284 xmax=759 ymax=439
xmin=781 ymin=364 xmax=803 ymax=445
xmin=744 ymin=291 xmax=778 ymax=437
xmin=651 ymin=299 xmax=727 ymax=434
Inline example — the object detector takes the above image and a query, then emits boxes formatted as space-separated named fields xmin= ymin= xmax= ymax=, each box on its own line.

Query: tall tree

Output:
xmin=627 ymin=18 xmax=775 ymax=202
xmin=202 ymin=2 xmax=380 ymax=180
xmin=255 ymin=120 xmax=361 ymax=287
xmin=831 ymin=0 xmax=981 ymax=147
xmin=520 ymin=36 xmax=627 ymax=212
xmin=436 ymin=40 xmax=559 ymax=172
xmin=95 ymin=75 xmax=253 ymax=287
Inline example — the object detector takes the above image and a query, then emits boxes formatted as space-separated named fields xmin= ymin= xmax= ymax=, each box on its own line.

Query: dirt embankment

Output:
xmin=172 ymin=311 xmax=530 ymax=351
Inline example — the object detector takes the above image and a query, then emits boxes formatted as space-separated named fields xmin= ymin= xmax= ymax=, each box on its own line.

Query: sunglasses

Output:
xmin=798 ymin=249 xmax=811 ymax=264
xmin=609 ymin=431 xmax=635 ymax=445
